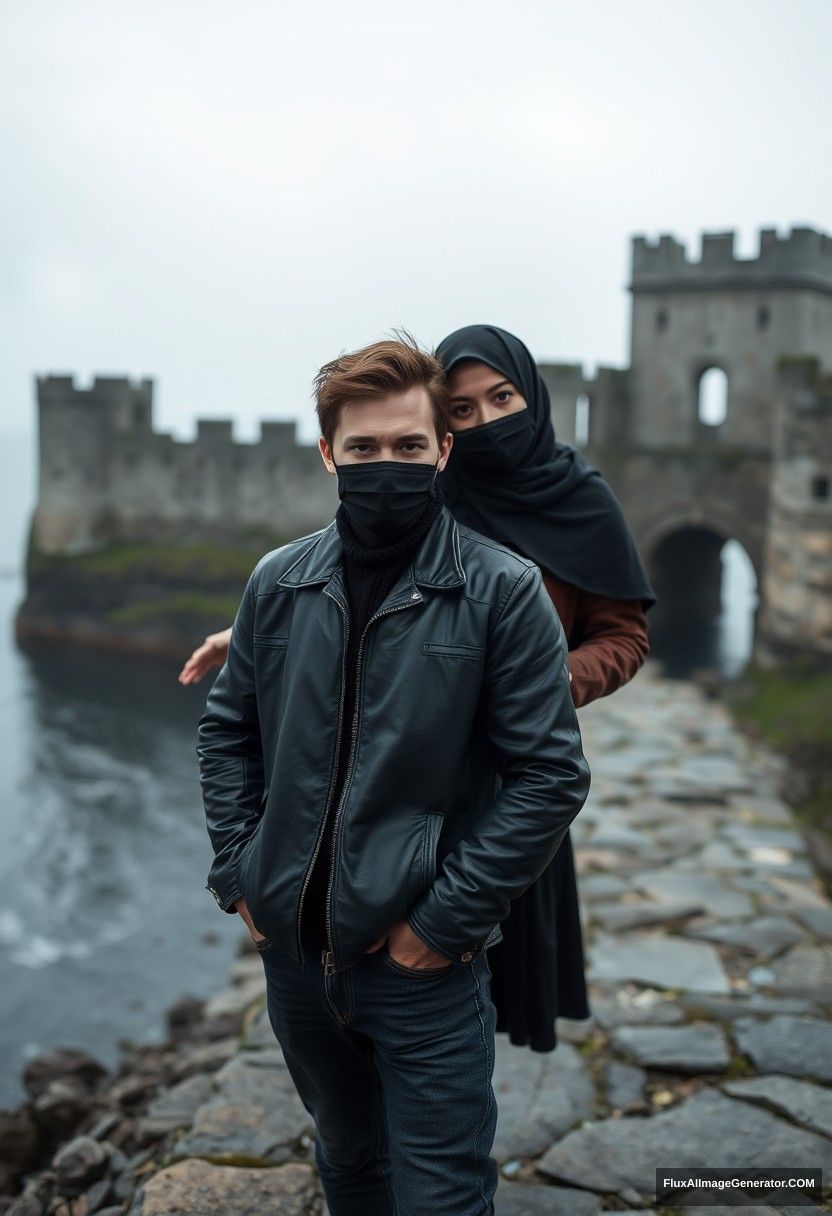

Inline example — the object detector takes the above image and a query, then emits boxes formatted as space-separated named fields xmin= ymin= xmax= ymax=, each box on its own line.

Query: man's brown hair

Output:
xmin=314 ymin=331 xmax=450 ymax=447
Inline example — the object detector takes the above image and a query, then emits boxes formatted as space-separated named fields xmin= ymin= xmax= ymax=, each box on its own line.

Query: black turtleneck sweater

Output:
xmin=300 ymin=483 xmax=445 ymax=954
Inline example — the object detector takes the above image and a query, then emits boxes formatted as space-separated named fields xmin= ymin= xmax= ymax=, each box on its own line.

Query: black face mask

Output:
xmin=335 ymin=459 xmax=439 ymax=544
xmin=451 ymin=408 xmax=533 ymax=472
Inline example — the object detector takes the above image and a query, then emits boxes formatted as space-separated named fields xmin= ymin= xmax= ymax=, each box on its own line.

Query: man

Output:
xmin=197 ymin=335 xmax=591 ymax=1216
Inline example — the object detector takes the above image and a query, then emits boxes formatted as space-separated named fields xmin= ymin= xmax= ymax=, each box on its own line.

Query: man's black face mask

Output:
xmin=335 ymin=459 xmax=439 ymax=543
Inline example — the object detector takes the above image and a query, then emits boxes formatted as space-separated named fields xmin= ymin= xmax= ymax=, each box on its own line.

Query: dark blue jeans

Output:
xmin=257 ymin=937 xmax=499 ymax=1216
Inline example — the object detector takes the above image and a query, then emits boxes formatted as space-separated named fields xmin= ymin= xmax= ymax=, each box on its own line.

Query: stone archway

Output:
xmin=644 ymin=520 xmax=760 ymax=677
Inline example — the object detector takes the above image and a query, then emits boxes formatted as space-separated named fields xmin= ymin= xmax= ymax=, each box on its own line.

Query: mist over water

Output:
xmin=0 ymin=430 xmax=757 ymax=1104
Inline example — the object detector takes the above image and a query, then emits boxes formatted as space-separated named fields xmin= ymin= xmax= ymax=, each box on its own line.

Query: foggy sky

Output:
xmin=2 ymin=0 xmax=830 ymax=446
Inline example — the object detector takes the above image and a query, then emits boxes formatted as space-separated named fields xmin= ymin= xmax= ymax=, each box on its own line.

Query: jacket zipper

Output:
xmin=322 ymin=591 xmax=423 ymax=974
xmin=295 ymin=586 xmax=350 ymax=958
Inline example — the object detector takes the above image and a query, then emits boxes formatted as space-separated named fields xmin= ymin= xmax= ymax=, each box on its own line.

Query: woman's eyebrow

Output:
xmin=449 ymin=379 xmax=512 ymax=403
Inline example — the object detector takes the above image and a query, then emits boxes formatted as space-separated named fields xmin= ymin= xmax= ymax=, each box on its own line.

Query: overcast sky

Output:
xmin=2 ymin=0 xmax=830 ymax=445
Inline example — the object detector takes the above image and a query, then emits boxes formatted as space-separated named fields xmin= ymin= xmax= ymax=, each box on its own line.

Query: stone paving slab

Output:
xmin=682 ymin=914 xmax=805 ymax=958
xmin=495 ymin=1180 xmax=602 ymax=1214
xmin=604 ymin=1060 xmax=646 ymax=1109
xmin=591 ymin=899 xmax=704 ymax=932
xmin=724 ymin=1075 xmax=832 ymax=1140
xmin=610 ymin=1023 xmax=730 ymax=1072
xmin=139 ymin=1073 xmax=215 ymax=1137
xmin=734 ymin=1016 xmax=832 ymax=1082
xmin=680 ymin=993 xmax=818 ymax=1019
xmin=770 ymin=944 xmax=832 ymax=1000
xmin=172 ymin=1050 xmax=312 ymax=1164
xmin=628 ymin=868 xmax=754 ymax=919
xmin=792 ymin=903 xmax=832 ymax=940
xmin=589 ymin=931 xmax=731 ymax=993
xmin=591 ymin=990 xmax=686 ymax=1027
xmin=720 ymin=823 xmax=807 ymax=854
xmin=536 ymin=1088 xmax=832 ymax=1202
xmin=491 ymin=1039 xmax=594 ymax=1161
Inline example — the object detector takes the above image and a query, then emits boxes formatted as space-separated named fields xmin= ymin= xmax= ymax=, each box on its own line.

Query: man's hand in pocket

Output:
xmin=234 ymin=897 xmax=267 ymax=944
xmin=367 ymin=920 xmax=451 ymax=969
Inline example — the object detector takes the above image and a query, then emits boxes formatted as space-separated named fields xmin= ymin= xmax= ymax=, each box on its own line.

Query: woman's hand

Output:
xmin=178 ymin=628 xmax=233 ymax=685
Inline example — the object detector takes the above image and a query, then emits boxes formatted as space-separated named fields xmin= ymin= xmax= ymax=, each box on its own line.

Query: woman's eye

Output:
xmin=495 ymin=391 xmax=513 ymax=404
xmin=451 ymin=405 xmax=472 ymax=417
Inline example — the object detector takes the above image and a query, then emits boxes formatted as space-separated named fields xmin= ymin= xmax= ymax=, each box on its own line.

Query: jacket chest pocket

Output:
xmin=254 ymin=634 xmax=288 ymax=649
xmin=422 ymin=642 xmax=485 ymax=660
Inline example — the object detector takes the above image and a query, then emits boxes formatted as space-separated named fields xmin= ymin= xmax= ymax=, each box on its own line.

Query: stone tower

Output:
xmin=538 ymin=224 xmax=832 ymax=662
xmin=33 ymin=375 xmax=153 ymax=554
xmin=628 ymin=226 xmax=832 ymax=453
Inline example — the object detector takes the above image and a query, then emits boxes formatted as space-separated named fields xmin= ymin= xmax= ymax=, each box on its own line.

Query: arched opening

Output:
xmin=647 ymin=525 xmax=758 ymax=679
xmin=574 ymin=393 xmax=590 ymax=446
xmin=697 ymin=367 xmax=728 ymax=427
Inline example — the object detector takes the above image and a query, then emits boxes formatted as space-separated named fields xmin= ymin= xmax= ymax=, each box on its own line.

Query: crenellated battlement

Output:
xmin=35 ymin=375 xmax=308 ymax=451
xmin=631 ymin=225 xmax=832 ymax=295
xmin=37 ymin=374 xmax=153 ymax=403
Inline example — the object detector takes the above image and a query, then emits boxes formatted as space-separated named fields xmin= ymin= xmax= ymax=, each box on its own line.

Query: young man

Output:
xmin=197 ymin=336 xmax=591 ymax=1216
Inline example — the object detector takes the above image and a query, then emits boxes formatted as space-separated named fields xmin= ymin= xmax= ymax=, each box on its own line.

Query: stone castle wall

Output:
xmin=760 ymin=358 xmax=832 ymax=659
xmin=33 ymin=377 xmax=339 ymax=555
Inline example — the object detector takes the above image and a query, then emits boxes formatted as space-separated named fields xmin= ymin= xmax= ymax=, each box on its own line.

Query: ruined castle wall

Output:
xmin=538 ymin=362 xmax=631 ymax=450
xmin=32 ymin=378 xmax=339 ymax=554
xmin=760 ymin=366 xmax=832 ymax=659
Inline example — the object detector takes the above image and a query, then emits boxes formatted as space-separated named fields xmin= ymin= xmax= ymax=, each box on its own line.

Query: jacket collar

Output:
xmin=276 ymin=505 xmax=466 ymax=591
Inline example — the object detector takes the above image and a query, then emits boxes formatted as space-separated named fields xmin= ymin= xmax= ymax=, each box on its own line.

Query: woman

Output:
xmin=180 ymin=323 xmax=656 ymax=1051
xmin=434 ymin=323 xmax=655 ymax=1051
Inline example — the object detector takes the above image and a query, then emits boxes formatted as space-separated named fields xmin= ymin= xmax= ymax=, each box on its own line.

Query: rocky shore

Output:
xmin=2 ymin=665 xmax=831 ymax=1214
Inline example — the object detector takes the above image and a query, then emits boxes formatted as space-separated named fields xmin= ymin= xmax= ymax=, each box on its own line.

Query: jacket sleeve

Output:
xmin=567 ymin=591 xmax=650 ymax=708
xmin=196 ymin=562 xmax=265 ymax=913
xmin=407 ymin=563 xmax=591 ymax=961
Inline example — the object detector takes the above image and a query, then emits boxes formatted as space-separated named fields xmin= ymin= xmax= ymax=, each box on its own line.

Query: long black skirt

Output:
xmin=487 ymin=830 xmax=590 ymax=1052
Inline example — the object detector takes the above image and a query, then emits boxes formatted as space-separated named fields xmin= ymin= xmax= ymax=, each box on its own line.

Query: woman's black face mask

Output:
xmin=450 ymin=408 xmax=532 ymax=472
xmin=335 ymin=459 xmax=439 ymax=543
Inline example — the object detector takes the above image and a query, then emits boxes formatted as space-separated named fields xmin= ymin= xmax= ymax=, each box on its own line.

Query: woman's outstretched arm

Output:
xmin=178 ymin=627 xmax=232 ymax=685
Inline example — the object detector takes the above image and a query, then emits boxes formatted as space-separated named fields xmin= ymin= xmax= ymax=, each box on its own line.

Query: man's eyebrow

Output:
xmin=449 ymin=378 xmax=512 ymax=402
xmin=341 ymin=431 xmax=431 ymax=444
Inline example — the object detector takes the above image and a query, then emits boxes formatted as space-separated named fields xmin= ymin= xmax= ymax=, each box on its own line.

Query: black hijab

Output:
xmin=436 ymin=324 xmax=656 ymax=609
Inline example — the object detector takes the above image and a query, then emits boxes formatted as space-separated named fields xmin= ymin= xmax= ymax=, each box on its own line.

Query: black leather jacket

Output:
xmin=197 ymin=506 xmax=590 ymax=970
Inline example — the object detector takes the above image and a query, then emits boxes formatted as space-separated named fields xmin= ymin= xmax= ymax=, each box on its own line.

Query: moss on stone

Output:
xmin=726 ymin=660 xmax=832 ymax=874
xmin=107 ymin=592 xmax=243 ymax=626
